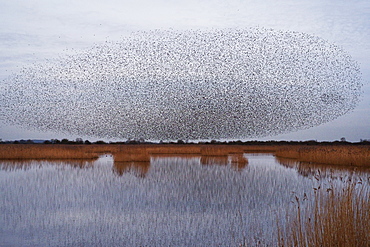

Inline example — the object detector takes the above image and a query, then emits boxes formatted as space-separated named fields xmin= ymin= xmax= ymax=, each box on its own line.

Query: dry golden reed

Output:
xmin=1 ymin=144 xmax=369 ymax=166
xmin=0 ymin=144 xmax=252 ymax=161
xmin=275 ymin=146 xmax=370 ymax=166
xmin=113 ymin=146 xmax=150 ymax=162
xmin=279 ymin=181 xmax=370 ymax=247
xmin=0 ymin=144 xmax=100 ymax=160
xmin=147 ymin=144 xmax=201 ymax=155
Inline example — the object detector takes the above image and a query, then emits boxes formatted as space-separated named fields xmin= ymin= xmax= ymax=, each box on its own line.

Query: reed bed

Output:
xmin=279 ymin=181 xmax=370 ymax=247
xmin=110 ymin=145 xmax=199 ymax=162
xmin=82 ymin=144 xmax=118 ymax=154
xmin=113 ymin=146 xmax=151 ymax=162
xmin=147 ymin=145 xmax=201 ymax=155
xmin=276 ymin=146 xmax=370 ymax=166
xmin=200 ymin=145 xmax=245 ymax=156
xmin=1 ymin=144 xmax=369 ymax=167
xmin=1 ymin=144 xmax=247 ymax=162
xmin=242 ymin=145 xmax=280 ymax=153
xmin=0 ymin=144 xmax=100 ymax=160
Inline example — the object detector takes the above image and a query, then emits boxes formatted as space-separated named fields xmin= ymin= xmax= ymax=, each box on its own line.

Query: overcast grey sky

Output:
xmin=0 ymin=0 xmax=369 ymax=142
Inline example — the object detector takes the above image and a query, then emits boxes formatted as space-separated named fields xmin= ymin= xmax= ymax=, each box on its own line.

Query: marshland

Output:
xmin=1 ymin=142 xmax=369 ymax=246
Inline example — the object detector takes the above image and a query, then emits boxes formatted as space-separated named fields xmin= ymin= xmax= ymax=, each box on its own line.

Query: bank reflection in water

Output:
xmin=200 ymin=154 xmax=248 ymax=170
xmin=275 ymin=156 xmax=370 ymax=183
xmin=112 ymin=150 xmax=249 ymax=177
xmin=0 ymin=153 xmax=248 ymax=176
xmin=113 ymin=161 xmax=150 ymax=177
xmin=0 ymin=159 xmax=96 ymax=171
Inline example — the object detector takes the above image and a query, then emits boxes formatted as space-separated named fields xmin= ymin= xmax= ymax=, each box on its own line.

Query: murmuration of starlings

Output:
xmin=0 ymin=28 xmax=362 ymax=140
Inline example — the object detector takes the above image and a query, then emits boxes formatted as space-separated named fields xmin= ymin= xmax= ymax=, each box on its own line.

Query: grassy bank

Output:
xmin=279 ymin=180 xmax=370 ymax=246
xmin=0 ymin=144 xmax=250 ymax=161
xmin=275 ymin=146 xmax=370 ymax=166
xmin=0 ymin=144 xmax=100 ymax=160
xmin=0 ymin=144 xmax=369 ymax=166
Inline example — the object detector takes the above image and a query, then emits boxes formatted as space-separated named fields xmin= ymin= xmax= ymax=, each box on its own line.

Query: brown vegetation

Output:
xmin=113 ymin=146 xmax=151 ymax=162
xmin=1 ymin=143 xmax=369 ymax=245
xmin=276 ymin=156 xmax=370 ymax=179
xmin=279 ymin=181 xmax=370 ymax=246
xmin=0 ymin=144 xmax=100 ymax=160
xmin=0 ymin=144 xmax=247 ymax=159
xmin=0 ymin=143 xmax=369 ymax=166
xmin=276 ymin=146 xmax=370 ymax=166
xmin=147 ymin=145 xmax=201 ymax=155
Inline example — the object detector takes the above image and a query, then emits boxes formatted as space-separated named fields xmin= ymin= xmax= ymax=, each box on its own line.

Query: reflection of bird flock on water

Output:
xmin=0 ymin=28 xmax=362 ymax=140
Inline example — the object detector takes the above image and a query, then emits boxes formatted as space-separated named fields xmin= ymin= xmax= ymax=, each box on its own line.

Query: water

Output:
xmin=1 ymin=154 xmax=369 ymax=246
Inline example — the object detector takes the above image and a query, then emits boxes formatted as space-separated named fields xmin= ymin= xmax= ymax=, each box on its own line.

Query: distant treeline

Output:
xmin=0 ymin=138 xmax=370 ymax=145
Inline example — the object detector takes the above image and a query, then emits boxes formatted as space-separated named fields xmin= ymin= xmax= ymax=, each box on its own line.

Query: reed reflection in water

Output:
xmin=0 ymin=153 xmax=369 ymax=246
xmin=0 ymin=159 xmax=95 ymax=172
xmin=276 ymin=156 xmax=370 ymax=182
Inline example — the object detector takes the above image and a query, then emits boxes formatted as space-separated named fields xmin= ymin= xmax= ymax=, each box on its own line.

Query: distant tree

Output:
xmin=94 ymin=140 xmax=106 ymax=144
xmin=61 ymin=139 xmax=69 ymax=144
xmin=340 ymin=137 xmax=346 ymax=142
xmin=84 ymin=140 xmax=91 ymax=145
xmin=177 ymin=139 xmax=185 ymax=144
xmin=76 ymin=138 xmax=83 ymax=144
xmin=51 ymin=139 xmax=61 ymax=144
xmin=43 ymin=140 xmax=52 ymax=144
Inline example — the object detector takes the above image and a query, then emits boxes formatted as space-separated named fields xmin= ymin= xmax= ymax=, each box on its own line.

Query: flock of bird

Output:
xmin=0 ymin=28 xmax=362 ymax=140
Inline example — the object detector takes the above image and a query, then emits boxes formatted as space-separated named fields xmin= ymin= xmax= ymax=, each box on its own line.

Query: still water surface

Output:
xmin=1 ymin=153 xmax=369 ymax=246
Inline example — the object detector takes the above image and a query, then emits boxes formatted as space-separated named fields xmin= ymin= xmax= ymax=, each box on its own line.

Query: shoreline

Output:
xmin=0 ymin=143 xmax=369 ymax=166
